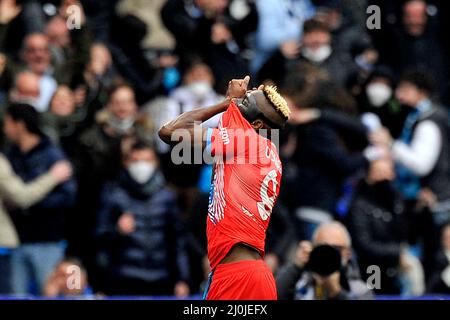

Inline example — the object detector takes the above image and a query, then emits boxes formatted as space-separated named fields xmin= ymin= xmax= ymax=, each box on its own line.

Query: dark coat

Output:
xmin=414 ymin=105 xmax=450 ymax=202
xmin=346 ymin=181 xmax=408 ymax=294
xmin=377 ymin=15 xmax=449 ymax=103
xmin=96 ymin=170 xmax=189 ymax=284
xmin=161 ymin=0 xmax=258 ymax=91
xmin=6 ymin=136 xmax=77 ymax=243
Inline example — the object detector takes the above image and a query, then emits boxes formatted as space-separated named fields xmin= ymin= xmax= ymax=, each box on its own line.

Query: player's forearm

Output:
xmin=159 ymin=98 xmax=230 ymax=145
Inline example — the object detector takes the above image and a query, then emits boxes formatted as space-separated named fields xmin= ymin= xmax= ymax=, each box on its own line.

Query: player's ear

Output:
xmin=251 ymin=119 xmax=264 ymax=130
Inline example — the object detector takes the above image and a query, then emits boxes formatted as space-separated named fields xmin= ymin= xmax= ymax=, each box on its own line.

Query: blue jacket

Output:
xmin=6 ymin=136 xmax=77 ymax=243
xmin=96 ymin=170 xmax=189 ymax=283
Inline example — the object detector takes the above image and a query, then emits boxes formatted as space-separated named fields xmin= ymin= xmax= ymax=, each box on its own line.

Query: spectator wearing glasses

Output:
xmin=17 ymin=32 xmax=57 ymax=112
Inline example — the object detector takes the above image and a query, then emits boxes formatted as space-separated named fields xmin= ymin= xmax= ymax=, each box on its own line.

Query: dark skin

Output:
xmin=158 ymin=76 xmax=286 ymax=149
xmin=239 ymin=89 xmax=286 ymax=129
xmin=158 ymin=76 xmax=286 ymax=264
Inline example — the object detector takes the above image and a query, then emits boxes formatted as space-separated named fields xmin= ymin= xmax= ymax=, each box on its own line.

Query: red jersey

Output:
xmin=205 ymin=102 xmax=283 ymax=270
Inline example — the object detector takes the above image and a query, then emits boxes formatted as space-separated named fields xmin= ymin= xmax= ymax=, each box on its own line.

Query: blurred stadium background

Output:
xmin=1 ymin=0 xmax=450 ymax=300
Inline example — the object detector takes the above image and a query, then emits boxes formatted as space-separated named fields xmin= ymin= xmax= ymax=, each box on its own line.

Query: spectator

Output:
xmin=45 ymin=16 xmax=71 ymax=67
xmin=377 ymin=0 xmax=449 ymax=103
xmin=74 ymin=85 xmax=155 ymax=285
xmin=427 ymin=223 xmax=450 ymax=294
xmin=116 ymin=0 xmax=176 ymax=52
xmin=371 ymin=69 xmax=450 ymax=202
xmin=45 ymin=0 xmax=92 ymax=87
xmin=43 ymin=257 xmax=92 ymax=298
xmin=167 ymin=60 xmax=223 ymax=128
xmin=259 ymin=19 xmax=359 ymax=87
xmin=3 ymin=103 xmax=77 ymax=295
xmin=281 ymin=70 xmax=375 ymax=240
xmin=82 ymin=43 xmax=117 ymax=103
xmin=298 ymin=19 xmax=358 ymax=86
xmin=276 ymin=221 xmax=373 ymax=300
xmin=72 ymin=42 xmax=117 ymax=129
xmin=40 ymin=81 xmax=104 ymax=271
xmin=41 ymin=85 xmax=88 ymax=160
xmin=108 ymin=14 xmax=164 ymax=104
xmin=9 ymin=71 xmax=41 ymax=108
xmin=2 ymin=1 xmax=91 ymax=111
xmin=76 ymin=84 xmax=155 ymax=189
xmin=96 ymin=140 xmax=190 ymax=297
xmin=371 ymin=69 xmax=450 ymax=278
xmin=357 ymin=65 xmax=408 ymax=139
xmin=149 ymin=60 xmax=223 ymax=187
xmin=314 ymin=0 xmax=374 ymax=70
xmin=346 ymin=158 xmax=425 ymax=295
xmin=1 ymin=0 xmax=450 ymax=299
xmin=0 ymin=154 xmax=72 ymax=294
xmin=19 ymin=33 xmax=57 ymax=112
xmin=144 ymin=59 xmax=222 ymax=137
xmin=0 ymin=0 xmax=44 ymax=61
xmin=161 ymin=0 xmax=258 ymax=91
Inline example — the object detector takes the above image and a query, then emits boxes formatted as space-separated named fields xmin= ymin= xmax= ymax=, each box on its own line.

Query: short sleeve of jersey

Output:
xmin=206 ymin=102 xmax=254 ymax=159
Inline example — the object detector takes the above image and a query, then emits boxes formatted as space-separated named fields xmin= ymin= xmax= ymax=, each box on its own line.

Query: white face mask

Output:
xmin=302 ymin=45 xmax=332 ymax=63
xmin=366 ymin=83 xmax=392 ymax=107
xmin=188 ymin=81 xmax=212 ymax=98
xmin=109 ymin=116 xmax=135 ymax=134
xmin=128 ymin=161 xmax=156 ymax=184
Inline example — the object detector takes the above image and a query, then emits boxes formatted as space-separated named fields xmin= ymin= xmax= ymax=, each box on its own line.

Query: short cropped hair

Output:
xmin=303 ymin=19 xmax=330 ymax=35
xmin=398 ymin=69 xmax=435 ymax=96
xmin=6 ymin=103 xmax=43 ymax=136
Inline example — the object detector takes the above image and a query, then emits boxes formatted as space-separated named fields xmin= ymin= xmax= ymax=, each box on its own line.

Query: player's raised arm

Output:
xmin=158 ymin=76 xmax=250 ymax=149
xmin=158 ymin=99 xmax=228 ymax=148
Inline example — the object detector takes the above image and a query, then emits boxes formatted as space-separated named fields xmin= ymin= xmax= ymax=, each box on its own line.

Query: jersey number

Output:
xmin=257 ymin=169 xmax=278 ymax=221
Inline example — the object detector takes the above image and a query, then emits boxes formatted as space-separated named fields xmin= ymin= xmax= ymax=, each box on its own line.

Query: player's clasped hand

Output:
xmin=226 ymin=75 xmax=250 ymax=99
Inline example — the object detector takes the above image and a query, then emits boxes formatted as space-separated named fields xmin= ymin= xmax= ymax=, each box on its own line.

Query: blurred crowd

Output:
xmin=1 ymin=0 xmax=450 ymax=299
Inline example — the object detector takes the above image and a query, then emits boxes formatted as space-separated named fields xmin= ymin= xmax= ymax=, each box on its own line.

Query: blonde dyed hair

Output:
xmin=262 ymin=85 xmax=291 ymax=120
